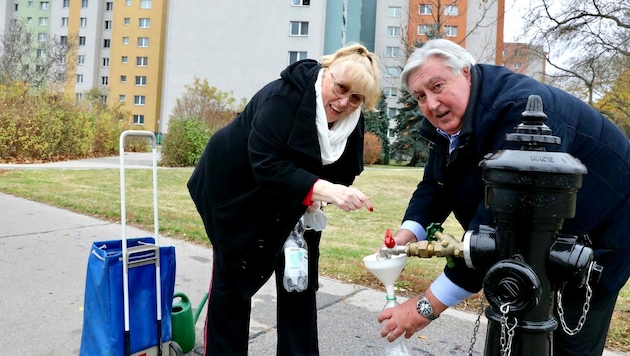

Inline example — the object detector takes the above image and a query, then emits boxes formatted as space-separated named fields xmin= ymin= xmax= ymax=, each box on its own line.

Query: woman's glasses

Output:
xmin=330 ymin=73 xmax=365 ymax=107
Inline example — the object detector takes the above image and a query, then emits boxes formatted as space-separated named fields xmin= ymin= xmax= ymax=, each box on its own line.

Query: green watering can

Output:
xmin=171 ymin=291 xmax=209 ymax=353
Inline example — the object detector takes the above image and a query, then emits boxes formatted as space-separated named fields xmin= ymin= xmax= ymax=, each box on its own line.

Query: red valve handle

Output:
xmin=384 ymin=228 xmax=395 ymax=248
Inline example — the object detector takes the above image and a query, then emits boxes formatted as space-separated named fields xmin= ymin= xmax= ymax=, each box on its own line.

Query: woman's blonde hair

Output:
xmin=321 ymin=43 xmax=381 ymax=112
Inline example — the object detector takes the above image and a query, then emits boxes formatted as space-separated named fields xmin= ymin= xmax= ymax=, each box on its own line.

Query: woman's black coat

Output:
xmin=188 ymin=60 xmax=365 ymax=298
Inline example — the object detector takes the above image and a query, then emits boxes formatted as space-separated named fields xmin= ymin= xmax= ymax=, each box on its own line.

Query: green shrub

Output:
xmin=160 ymin=116 xmax=211 ymax=167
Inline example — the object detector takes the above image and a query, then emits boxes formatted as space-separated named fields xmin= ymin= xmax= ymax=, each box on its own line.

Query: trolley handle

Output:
xmin=120 ymin=130 xmax=158 ymax=149
xmin=118 ymin=130 xmax=163 ymax=356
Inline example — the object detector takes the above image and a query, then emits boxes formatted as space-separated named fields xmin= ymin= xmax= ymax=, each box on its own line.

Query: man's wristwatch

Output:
xmin=416 ymin=293 xmax=439 ymax=320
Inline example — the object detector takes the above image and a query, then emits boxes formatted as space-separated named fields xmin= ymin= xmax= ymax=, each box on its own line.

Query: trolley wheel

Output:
xmin=169 ymin=341 xmax=184 ymax=356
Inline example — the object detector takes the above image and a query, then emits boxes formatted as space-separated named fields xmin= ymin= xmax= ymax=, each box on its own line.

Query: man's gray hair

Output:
xmin=400 ymin=39 xmax=476 ymax=92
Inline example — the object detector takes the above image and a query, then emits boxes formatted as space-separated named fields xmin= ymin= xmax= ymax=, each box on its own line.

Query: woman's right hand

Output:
xmin=311 ymin=179 xmax=373 ymax=212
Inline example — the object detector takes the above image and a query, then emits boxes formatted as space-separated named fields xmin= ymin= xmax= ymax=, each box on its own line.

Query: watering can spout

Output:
xmin=194 ymin=292 xmax=209 ymax=323
xmin=171 ymin=291 xmax=209 ymax=353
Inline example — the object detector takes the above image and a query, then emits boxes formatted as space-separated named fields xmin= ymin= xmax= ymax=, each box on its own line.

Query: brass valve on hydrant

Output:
xmin=378 ymin=224 xmax=463 ymax=267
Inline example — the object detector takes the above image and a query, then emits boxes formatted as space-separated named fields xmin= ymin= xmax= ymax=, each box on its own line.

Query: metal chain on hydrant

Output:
xmin=466 ymin=294 xmax=486 ymax=356
xmin=556 ymin=261 xmax=594 ymax=335
xmin=500 ymin=302 xmax=517 ymax=356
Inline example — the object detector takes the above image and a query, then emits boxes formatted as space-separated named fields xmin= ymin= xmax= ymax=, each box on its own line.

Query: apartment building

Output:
xmin=502 ymin=42 xmax=546 ymax=82
xmin=3 ymin=0 xmax=166 ymax=133
xmin=2 ymin=0 xmax=524 ymax=137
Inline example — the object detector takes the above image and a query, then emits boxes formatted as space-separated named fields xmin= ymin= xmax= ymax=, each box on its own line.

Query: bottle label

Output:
xmin=283 ymin=247 xmax=308 ymax=292
xmin=284 ymin=247 xmax=308 ymax=276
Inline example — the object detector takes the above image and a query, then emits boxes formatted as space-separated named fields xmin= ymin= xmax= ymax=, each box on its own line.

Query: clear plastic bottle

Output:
xmin=282 ymin=218 xmax=308 ymax=292
xmin=381 ymin=297 xmax=411 ymax=356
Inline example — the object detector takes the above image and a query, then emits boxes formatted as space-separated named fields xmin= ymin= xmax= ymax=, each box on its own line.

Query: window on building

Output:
xmin=139 ymin=18 xmax=150 ymax=28
xmin=388 ymin=108 xmax=398 ymax=117
xmin=39 ymin=17 xmax=48 ymax=26
xmin=40 ymin=2 xmax=49 ymax=10
xmin=126 ymin=0 xmax=132 ymax=5
xmin=123 ymin=37 xmax=129 ymax=44
xmin=27 ymin=17 xmax=32 ymax=23
xmin=419 ymin=4 xmax=432 ymax=15
xmin=62 ymin=17 xmax=68 ymax=27
xmin=135 ymin=76 xmax=147 ymax=86
xmin=136 ymin=56 xmax=148 ymax=66
xmin=77 ymin=55 xmax=85 ymax=65
xmin=444 ymin=26 xmax=457 ymax=37
xmin=76 ymin=93 xmax=83 ymax=101
xmin=387 ymin=26 xmax=401 ymax=37
xmin=418 ymin=25 xmax=428 ymax=35
xmin=140 ymin=0 xmax=151 ymax=9
xmin=291 ymin=0 xmax=310 ymax=5
xmin=388 ymin=6 xmax=401 ymax=17
xmin=515 ymin=50 xmax=521 ymax=56
xmin=388 ymin=128 xmax=396 ymax=138
xmin=502 ymin=49 xmax=507 ymax=56
xmin=101 ymin=76 xmax=108 ymax=86
xmin=38 ymin=33 xmax=47 ymax=42
xmin=37 ymin=49 xmax=45 ymax=58
xmin=290 ymin=21 xmax=309 ymax=36
xmin=105 ymin=20 xmax=112 ymax=30
xmin=76 ymin=74 xmax=83 ymax=83
xmin=119 ymin=95 xmax=126 ymax=102
xmin=384 ymin=87 xmax=398 ymax=97
xmin=60 ymin=36 xmax=67 ymax=45
xmin=81 ymin=0 xmax=88 ymax=7
xmin=56 ymin=73 xmax=65 ymax=81
xmin=385 ymin=46 xmax=399 ymax=58
xmin=133 ymin=115 xmax=145 ymax=125
xmin=80 ymin=18 xmax=87 ymax=27
xmin=63 ymin=0 xmax=69 ymax=8
xmin=134 ymin=95 xmax=145 ymax=105
xmin=102 ymin=57 xmax=109 ymax=67
xmin=122 ymin=56 xmax=128 ymax=63
xmin=514 ymin=62 xmax=521 ymax=69
xmin=28 ymin=1 xmax=33 ymax=7
xmin=137 ymin=37 xmax=149 ymax=47
xmin=385 ymin=66 xmax=400 ymax=78
xmin=445 ymin=5 xmax=458 ymax=16
xmin=106 ymin=2 xmax=113 ymax=10
xmin=103 ymin=39 xmax=111 ymax=48
xmin=121 ymin=75 xmax=127 ymax=83
xmin=124 ymin=18 xmax=130 ymax=25
xmin=288 ymin=51 xmax=307 ymax=64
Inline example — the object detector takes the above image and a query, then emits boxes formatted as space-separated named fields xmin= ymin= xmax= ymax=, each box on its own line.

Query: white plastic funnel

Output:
xmin=363 ymin=253 xmax=407 ymax=298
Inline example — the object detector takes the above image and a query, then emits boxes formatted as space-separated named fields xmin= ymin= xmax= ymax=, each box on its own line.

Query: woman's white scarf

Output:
xmin=314 ymin=69 xmax=361 ymax=165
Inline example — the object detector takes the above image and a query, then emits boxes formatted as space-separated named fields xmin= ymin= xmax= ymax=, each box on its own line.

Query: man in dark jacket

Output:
xmin=378 ymin=39 xmax=630 ymax=356
xmin=188 ymin=44 xmax=381 ymax=355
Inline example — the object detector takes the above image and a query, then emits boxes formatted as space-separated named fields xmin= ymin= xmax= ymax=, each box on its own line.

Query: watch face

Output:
xmin=417 ymin=295 xmax=437 ymax=320
xmin=419 ymin=300 xmax=432 ymax=315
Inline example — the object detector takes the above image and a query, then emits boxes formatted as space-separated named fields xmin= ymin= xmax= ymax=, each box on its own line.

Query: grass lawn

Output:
xmin=0 ymin=165 xmax=627 ymax=352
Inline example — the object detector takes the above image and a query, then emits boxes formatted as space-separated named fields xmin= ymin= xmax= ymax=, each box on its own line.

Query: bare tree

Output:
xmin=0 ymin=19 xmax=76 ymax=88
xmin=520 ymin=0 xmax=629 ymax=126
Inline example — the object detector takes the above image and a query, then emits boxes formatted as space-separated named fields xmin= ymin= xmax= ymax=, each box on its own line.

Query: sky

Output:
xmin=503 ymin=0 xmax=526 ymax=42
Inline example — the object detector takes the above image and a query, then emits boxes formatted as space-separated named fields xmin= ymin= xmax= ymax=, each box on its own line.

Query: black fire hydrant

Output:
xmin=469 ymin=94 xmax=602 ymax=355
